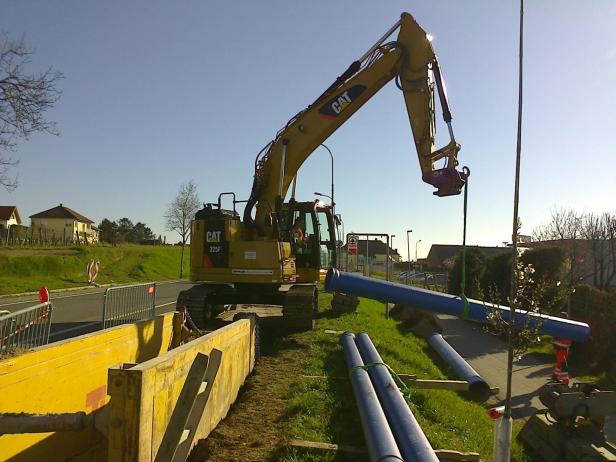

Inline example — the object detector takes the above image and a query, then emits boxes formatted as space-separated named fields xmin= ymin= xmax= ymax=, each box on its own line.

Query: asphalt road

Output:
xmin=0 ymin=281 xmax=197 ymax=341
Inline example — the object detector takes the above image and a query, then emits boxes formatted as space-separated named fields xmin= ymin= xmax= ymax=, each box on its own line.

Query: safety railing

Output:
xmin=0 ymin=302 xmax=53 ymax=352
xmin=102 ymin=282 xmax=156 ymax=329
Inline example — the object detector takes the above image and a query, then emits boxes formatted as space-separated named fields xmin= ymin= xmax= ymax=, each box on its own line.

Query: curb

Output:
xmin=0 ymin=279 xmax=189 ymax=300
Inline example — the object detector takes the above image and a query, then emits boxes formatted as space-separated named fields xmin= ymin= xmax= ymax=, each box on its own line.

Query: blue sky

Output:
xmin=2 ymin=1 xmax=614 ymax=257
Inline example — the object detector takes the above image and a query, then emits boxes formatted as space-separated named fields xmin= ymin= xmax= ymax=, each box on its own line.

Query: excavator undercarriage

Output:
xmin=177 ymin=282 xmax=317 ymax=333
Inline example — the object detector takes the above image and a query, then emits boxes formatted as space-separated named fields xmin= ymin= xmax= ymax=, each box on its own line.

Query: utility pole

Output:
xmin=390 ymin=234 xmax=395 ymax=280
xmin=406 ymin=229 xmax=413 ymax=284
xmin=499 ymin=1 xmax=524 ymax=461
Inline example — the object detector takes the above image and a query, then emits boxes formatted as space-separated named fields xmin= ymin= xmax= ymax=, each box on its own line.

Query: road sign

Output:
xmin=348 ymin=235 xmax=358 ymax=255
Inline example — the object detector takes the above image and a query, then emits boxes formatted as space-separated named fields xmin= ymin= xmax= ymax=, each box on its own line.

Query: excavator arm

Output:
xmin=244 ymin=12 xmax=467 ymax=234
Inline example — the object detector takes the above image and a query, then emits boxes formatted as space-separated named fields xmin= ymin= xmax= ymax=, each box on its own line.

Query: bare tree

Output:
xmin=532 ymin=207 xmax=586 ymax=287
xmin=0 ymin=33 xmax=63 ymax=190
xmin=601 ymin=212 xmax=616 ymax=288
xmin=165 ymin=180 xmax=200 ymax=278
xmin=582 ymin=212 xmax=603 ymax=287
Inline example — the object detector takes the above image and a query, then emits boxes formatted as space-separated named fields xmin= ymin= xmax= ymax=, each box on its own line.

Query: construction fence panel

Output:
xmin=103 ymin=282 xmax=156 ymax=329
xmin=0 ymin=302 xmax=53 ymax=352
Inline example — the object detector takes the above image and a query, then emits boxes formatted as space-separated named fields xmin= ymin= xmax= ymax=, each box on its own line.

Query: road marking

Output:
xmin=156 ymin=301 xmax=177 ymax=308
xmin=49 ymin=321 xmax=101 ymax=338
xmin=0 ymin=290 xmax=105 ymax=307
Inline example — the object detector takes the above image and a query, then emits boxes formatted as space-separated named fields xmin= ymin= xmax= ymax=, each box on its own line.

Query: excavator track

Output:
xmin=283 ymin=284 xmax=317 ymax=332
xmin=176 ymin=284 xmax=226 ymax=329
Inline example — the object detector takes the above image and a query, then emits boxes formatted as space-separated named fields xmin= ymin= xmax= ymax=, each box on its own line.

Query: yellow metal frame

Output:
xmin=107 ymin=319 xmax=256 ymax=462
xmin=0 ymin=313 xmax=175 ymax=462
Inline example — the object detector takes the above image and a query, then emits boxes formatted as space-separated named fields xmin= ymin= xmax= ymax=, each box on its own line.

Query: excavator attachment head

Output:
xmin=423 ymin=167 xmax=467 ymax=197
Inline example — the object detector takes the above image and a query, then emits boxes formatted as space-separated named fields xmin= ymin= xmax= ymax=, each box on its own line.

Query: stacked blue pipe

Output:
xmin=340 ymin=333 xmax=404 ymax=462
xmin=355 ymin=333 xmax=439 ymax=462
xmin=341 ymin=332 xmax=438 ymax=462
xmin=326 ymin=269 xmax=590 ymax=343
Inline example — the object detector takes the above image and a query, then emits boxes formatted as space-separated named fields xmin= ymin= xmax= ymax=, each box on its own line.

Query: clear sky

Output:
xmin=2 ymin=1 xmax=615 ymax=257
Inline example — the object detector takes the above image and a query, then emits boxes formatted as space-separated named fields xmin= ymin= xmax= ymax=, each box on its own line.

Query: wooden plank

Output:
xmin=398 ymin=374 xmax=470 ymax=391
xmin=154 ymin=353 xmax=209 ymax=462
xmin=288 ymin=439 xmax=366 ymax=455
xmin=173 ymin=349 xmax=222 ymax=462
xmin=434 ymin=449 xmax=481 ymax=461
xmin=154 ymin=350 xmax=224 ymax=462
xmin=288 ymin=440 xmax=481 ymax=461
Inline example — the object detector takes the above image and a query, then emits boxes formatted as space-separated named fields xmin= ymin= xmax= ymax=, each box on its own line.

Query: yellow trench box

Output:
xmin=0 ymin=313 xmax=256 ymax=462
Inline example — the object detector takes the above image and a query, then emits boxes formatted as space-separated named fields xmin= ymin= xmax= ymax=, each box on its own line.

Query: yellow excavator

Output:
xmin=177 ymin=12 xmax=467 ymax=331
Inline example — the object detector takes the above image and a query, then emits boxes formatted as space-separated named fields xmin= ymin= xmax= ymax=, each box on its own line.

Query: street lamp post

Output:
xmin=313 ymin=143 xmax=335 ymax=259
xmin=314 ymin=191 xmax=332 ymax=202
xmin=406 ymin=229 xmax=413 ymax=284
xmin=335 ymin=213 xmax=344 ymax=269
xmin=390 ymin=234 xmax=395 ymax=280
xmin=319 ymin=144 xmax=334 ymax=215
xmin=415 ymin=239 xmax=422 ymax=262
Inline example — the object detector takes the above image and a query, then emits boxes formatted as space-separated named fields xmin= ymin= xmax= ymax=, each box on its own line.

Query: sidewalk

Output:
xmin=438 ymin=314 xmax=553 ymax=419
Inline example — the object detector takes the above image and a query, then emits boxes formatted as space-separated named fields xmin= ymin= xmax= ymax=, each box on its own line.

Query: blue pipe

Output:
xmin=426 ymin=332 xmax=490 ymax=402
xmin=355 ymin=332 xmax=439 ymax=462
xmin=325 ymin=269 xmax=590 ymax=343
xmin=340 ymin=332 xmax=404 ymax=462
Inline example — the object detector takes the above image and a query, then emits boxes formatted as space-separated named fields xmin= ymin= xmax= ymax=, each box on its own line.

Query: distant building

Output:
xmin=525 ymin=239 xmax=616 ymax=288
xmin=341 ymin=238 xmax=401 ymax=266
xmin=419 ymin=244 xmax=511 ymax=270
xmin=30 ymin=204 xmax=99 ymax=244
xmin=0 ymin=206 xmax=22 ymax=230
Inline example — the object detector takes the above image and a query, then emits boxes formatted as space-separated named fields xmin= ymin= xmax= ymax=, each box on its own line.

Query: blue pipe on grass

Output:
xmin=340 ymin=332 xmax=404 ymax=462
xmin=426 ymin=332 xmax=491 ymax=402
xmin=355 ymin=332 xmax=439 ymax=462
xmin=325 ymin=269 xmax=590 ymax=343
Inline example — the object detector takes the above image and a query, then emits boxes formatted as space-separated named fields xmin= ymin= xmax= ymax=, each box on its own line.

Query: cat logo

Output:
xmin=206 ymin=231 xmax=222 ymax=242
xmin=331 ymin=91 xmax=351 ymax=114
xmin=318 ymin=84 xmax=367 ymax=120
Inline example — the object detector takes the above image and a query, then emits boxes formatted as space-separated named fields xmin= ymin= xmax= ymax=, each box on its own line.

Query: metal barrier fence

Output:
xmin=102 ymin=282 xmax=156 ymax=329
xmin=0 ymin=302 xmax=53 ymax=351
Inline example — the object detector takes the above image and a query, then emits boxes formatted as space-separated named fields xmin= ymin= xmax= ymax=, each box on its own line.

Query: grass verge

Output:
xmin=200 ymin=289 xmax=531 ymax=461
xmin=0 ymin=245 xmax=187 ymax=294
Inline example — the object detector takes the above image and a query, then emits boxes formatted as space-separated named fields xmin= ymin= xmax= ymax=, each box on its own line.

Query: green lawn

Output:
xmin=0 ymin=245 xmax=188 ymax=294
xmin=278 ymin=290 xmax=530 ymax=461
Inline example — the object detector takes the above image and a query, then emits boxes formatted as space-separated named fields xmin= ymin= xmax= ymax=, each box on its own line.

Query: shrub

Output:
xmin=447 ymin=248 xmax=485 ymax=298
xmin=570 ymin=284 xmax=616 ymax=368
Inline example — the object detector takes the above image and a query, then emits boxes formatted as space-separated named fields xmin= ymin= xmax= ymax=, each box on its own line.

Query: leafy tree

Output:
xmin=447 ymin=248 xmax=486 ymax=299
xmin=98 ymin=218 xmax=156 ymax=244
xmin=165 ymin=180 xmax=200 ymax=278
xmin=98 ymin=218 xmax=118 ymax=244
xmin=132 ymin=222 xmax=155 ymax=242
xmin=482 ymin=251 xmax=513 ymax=305
xmin=480 ymin=246 xmax=567 ymax=312
xmin=116 ymin=217 xmax=134 ymax=243
xmin=1 ymin=34 xmax=63 ymax=190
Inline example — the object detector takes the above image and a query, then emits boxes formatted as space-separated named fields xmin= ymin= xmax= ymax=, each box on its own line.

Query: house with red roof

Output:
xmin=30 ymin=203 xmax=98 ymax=243
xmin=0 ymin=206 xmax=22 ymax=230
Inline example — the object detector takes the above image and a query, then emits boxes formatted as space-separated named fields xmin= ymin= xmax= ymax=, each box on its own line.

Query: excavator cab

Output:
xmin=279 ymin=200 xmax=338 ymax=283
